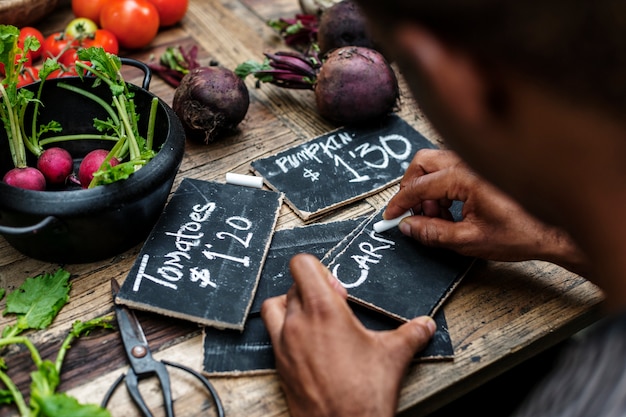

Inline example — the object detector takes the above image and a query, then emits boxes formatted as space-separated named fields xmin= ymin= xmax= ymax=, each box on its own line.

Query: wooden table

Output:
xmin=0 ymin=1 xmax=604 ymax=416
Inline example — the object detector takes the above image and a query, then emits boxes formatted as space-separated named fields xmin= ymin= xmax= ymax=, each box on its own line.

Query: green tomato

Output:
xmin=65 ymin=17 xmax=99 ymax=39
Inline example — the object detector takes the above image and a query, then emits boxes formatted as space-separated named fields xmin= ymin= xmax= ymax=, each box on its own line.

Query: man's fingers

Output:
xmin=387 ymin=316 xmax=437 ymax=361
xmin=289 ymin=253 xmax=347 ymax=306
xmin=261 ymin=295 xmax=287 ymax=343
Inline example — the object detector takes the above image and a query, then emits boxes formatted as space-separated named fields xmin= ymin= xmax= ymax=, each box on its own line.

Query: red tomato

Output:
xmin=146 ymin=0 xmax=188 ymax=27
xmin=72 ymin=0 xmax=108 ymax=26
xmin=18 ymin=27 xmax=45 ymax=61
xmin=42 ymin=32 xmax=78 ymax=62
xmin=17 ymin=67 xmax=39 ymax=88
xmin=0 ymin=53 xmax=32 ymax=76
xmin=48 ymin=66 xmax=78 ymax=79
xmin=92 ymin=29 xmax=119 ymax=55
xmin=100 ymin=0 xmax=160 ymax=50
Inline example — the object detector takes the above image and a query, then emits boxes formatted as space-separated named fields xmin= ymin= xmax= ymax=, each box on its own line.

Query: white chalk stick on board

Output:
xmin=373 ymin=210 xmax=413 ymax=233
xmin=226 ymin=173 xmax=264 ymax=189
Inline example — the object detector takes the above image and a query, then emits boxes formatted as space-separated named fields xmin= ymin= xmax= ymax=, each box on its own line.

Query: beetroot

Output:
xmin=37 ymin=147 xmax=74 ymax=186
xmin=3 ymin=167 xmax=46 ymax=191
xmin=236 ymin=46 xmax=398 ymax=126
xmin=317 ymin=0 xmax=376 ymax=56
xmin=314 ymin=46 xmax=398 ymax=124
xmin=78 ymin=149 xmax=120 ymax=189
xmin=172 ymin=66 xmax=250 ymax=144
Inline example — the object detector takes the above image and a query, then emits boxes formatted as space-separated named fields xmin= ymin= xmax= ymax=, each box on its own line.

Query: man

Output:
xmin=261 ymin=1 xmax=626 ymax=416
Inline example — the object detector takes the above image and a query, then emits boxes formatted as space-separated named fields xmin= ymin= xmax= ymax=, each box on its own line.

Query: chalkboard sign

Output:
xmin=115 ymin=178 xmax=283 ymax=330
xmin=323 ymin=206 xmax=475 ymax=321
xmin=249 ymin=217 xmax=368 ymax=314
xmin=251 ymin=115 xmax=435 ymax=221
xmin=202 ymin=308 xmax=452 ymax=375
xmin=203 ymin=218 xmax=454 ymax=375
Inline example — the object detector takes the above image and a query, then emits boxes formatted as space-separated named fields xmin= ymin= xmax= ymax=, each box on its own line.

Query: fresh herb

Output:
xmin=0 ymin=25 xmax=61 ymax=168
xmin=0 ymin=268 xmax=115 ymax=416
xmin=2 ymin=269 xmax=70 ymax=339
xmin=1 ymin=24 xmax=159 ymax=190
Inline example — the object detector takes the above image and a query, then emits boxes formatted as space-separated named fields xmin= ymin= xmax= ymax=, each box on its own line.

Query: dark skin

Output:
xmin=262 ymin=13 xmax=626 ymax=417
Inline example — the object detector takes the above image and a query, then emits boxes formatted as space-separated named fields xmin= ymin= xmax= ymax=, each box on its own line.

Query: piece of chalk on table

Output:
xmin=225 ymin=173 xmax=264 ymax=189
xmin=373 ymin=210 xmax=413 ymax=233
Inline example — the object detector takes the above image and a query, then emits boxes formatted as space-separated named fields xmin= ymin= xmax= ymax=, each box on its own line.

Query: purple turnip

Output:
xmin=3 ymin=167 xmax=46 ymax=191
xmin=36 ymin=147 xmax=74 ymax=186
xmin=78 ymin=149 xmax=120 ymax=189
xmin=316 ymin=0 xmax=376 ymax=56
xmin=172 ymin=66 xmax=250 ymax=144
xmin=236 ymin=46 xmax=398 ymax=126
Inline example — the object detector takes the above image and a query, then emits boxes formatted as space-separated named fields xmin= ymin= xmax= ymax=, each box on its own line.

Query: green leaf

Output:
xmin=32 ymin=392 xmax=111 ymax=417
xmin=31 ymin=360 xmax=60 ymax=399
xmin=2 ymin=269 xmax=71 ymax=337
xmin=0 ymin=389 xmax=14 ymax=405
xmin=0 ymin=288 xmax=5 ymax=300
xmin=234 ymin=59 xmax=272 ymax=79
xmin=71 ymin=317 xmax=115 ymax=338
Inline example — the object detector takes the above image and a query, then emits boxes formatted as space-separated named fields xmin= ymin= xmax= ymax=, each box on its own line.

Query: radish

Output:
xmin=236 ymin=46 xmax=399 ymax=125
xmin=3 ymin=167 xmax=46 ymax=191
xmin=78 ymin=149 xmax=120 ymax=189
xmin=172 ymin=66 xmax=250 ymax=144
xmin=36 ymin=147 xmax=74 ymax=186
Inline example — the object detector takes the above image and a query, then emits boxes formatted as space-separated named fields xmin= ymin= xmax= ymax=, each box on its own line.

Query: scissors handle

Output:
xmin=101 ymin=360 xmax=225 ymax=417
xmin=125 ymin=361 xmax=174 ymax=417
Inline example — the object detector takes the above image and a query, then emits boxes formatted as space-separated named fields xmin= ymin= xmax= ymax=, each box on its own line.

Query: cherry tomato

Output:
xmin=48 ymin=66 xmax=79 ymax=79
xmin=42 ymin=32 xmax=78 ymax=62
xmin=92 ymin=29 xmax=119 ymax=55
xmin=18 ymin=27 xmax=45 ymax=61
xmin=48 ymin=67 xmax=78 ymax=79
xmin=17 ymin=67 xmax=39 ymax=88
xmin=58 ymin=48 xmax=80 ymax=67
xmin=71 ymin=0 xmax=108 ymax=26
xmin=100 ymin=0 xmax=160 ymax=50
xmin=65 ymin=17 xmax=99 ymax=40
xmin=146 ymin=0 xmax=188 ymax=27
xmin=1 ymin=53 xmax=33 ymax=76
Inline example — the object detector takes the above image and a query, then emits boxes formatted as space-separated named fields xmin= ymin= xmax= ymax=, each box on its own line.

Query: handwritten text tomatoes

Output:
xmin=100 ymin=0 xmax=160 ymax=50
xmin=147 ymin=0 xmax=188 ymax=27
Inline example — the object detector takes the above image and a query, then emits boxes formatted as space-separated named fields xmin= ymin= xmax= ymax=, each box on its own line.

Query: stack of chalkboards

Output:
xmin=115 ymin=115 xmax=475 ymax=376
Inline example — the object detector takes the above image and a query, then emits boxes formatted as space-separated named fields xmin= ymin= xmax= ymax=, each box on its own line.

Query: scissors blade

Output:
xmin=110 ymin=278 xmax=149 ymax=357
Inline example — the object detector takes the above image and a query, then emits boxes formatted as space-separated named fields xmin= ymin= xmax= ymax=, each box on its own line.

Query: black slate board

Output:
xmin=203 ymin=219 xmax=454 ymax=375
xmin=202 ymin=307 xmax=452 ymax=375
xmin=323 ymin=206 xmax=475 ymax=321
xmin=251 ymin=115 xmax=435 ymax=221
xmin=116 ymin=178 xmax=283 ymax=330
xmin=249 ymin=217 xmax=368 ymax=314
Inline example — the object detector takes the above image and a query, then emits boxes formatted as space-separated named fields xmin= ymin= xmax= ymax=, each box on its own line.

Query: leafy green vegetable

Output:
xmin=0 ymin=269 xmax=115 ymax=416
xmin=1 ymin=24 xmax=159 ymax=190
xmin=2 ymin=269 xmax=70 ymax=339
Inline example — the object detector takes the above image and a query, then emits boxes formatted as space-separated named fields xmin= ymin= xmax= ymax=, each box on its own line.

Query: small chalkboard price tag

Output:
xmin=202 ymin=219 xmax=454 ymax=376
xmin=251 ymin=114 xmax=435 ymax=221
xmin=323 ymin=206 xmax=475 ymax=321
xmin=115 ymin=178 xmax=283 ymax=330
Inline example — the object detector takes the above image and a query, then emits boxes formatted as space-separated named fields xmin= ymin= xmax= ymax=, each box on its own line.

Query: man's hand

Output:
xmin=261 ymin=253 xmax=436 ymax=417
xmin=385 ymin=149 xmax=589 ymax=275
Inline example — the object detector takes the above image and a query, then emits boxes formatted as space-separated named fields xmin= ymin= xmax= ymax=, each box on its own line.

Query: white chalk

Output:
xmin=225 ymin=173 xmax=264 ymax=189
xmin=373 ymin=210 xmax=413 ymax=233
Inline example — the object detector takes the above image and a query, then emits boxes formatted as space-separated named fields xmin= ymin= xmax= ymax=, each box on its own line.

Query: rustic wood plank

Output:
xmin=0 ymin=1 xmax=604 ymax=416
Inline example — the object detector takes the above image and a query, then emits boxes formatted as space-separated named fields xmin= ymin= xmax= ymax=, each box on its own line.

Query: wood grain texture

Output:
xmin=0 ymin=1 xmax=604 ymax=416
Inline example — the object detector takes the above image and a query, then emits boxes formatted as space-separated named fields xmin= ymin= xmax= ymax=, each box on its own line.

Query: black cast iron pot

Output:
xmin=0 ymin=59 xmax=185 ymax=263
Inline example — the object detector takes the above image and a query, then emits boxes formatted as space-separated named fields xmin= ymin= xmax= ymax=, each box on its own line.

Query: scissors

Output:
xmin=102 ymin=278 xmax=225 ymax=417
